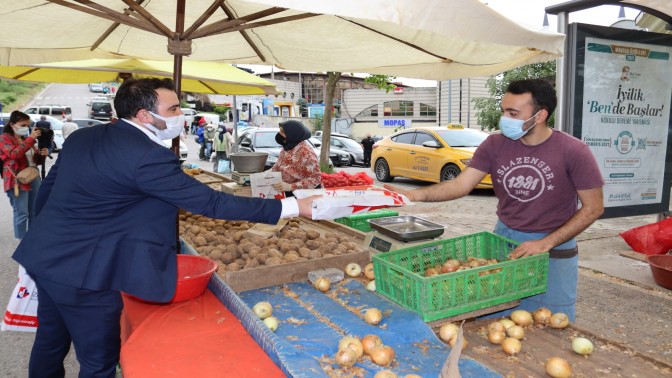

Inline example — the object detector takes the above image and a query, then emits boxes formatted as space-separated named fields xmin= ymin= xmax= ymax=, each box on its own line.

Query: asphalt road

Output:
xmin=0 ymin=84 xmax=669 ymax=376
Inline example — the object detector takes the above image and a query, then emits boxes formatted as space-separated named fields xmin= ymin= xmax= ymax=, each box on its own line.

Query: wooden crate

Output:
xmin=220 ymin=182 xmax=252 ymax=197
xmin=183 ymin=218 xmax=370 ymax=292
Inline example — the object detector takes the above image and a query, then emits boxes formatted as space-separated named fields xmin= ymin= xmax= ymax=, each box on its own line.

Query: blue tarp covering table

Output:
xmin=236 ymin=279 xmax=499 ymax=377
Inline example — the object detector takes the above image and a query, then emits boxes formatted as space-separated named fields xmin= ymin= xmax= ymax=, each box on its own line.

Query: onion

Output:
xmin=545 ymin=357 xmax=572 ymax=378
xmin=501 ymin=337 xmax=521 ymax=355
xmin=438 ymin=322 xmax=460 ymax=343
xmin=549 ymin=313 xmax=570 ymax=329
xmin=252 ymin=301 xmax=273 ymax=319
xmin=345 ymin=263 xmax=362 ymax=277
xmin=448 ymin=335 xmax=468 ymax=350
xmin=366 ymin=280 xmax=376 ymax=292
xmin=315 ymin=277 xmax=331 ymax=292
xmin=488 ymin=321 xmax=506 ymax=334
xmin=499 ymin=318 xmax=515 ymax=330
xmin=404 ymin=375 xmax=422 ymax=378
xmin=361 ymin=334 xmax=383 ymax=355
xmin=572 ymin=337 xmax=594 ymax=355
xmin=374 ymin=370 xmax=398 ymax=378
xmin=263 ymin=316 xmax=279 ymax=332
xmin=533 ymin=307 xmax=552 ymax=325
xmin=364 ymin=263 xmax=375 ymax=280
xmin=510 ymin=310 xmax=533 ymax=326
xmin=339 ymin=336 xmax=364 ymax=359
xmin=369 ymin=345 xmax=395 ymax=366
xmin=441 ymin=259 xmax=461 ymax=273
xmin=364 ymin=308 xmax=383 ymax=325
xmin=506 ymin=325 xmax=525 ymax=340
xmin=334 ymin=347 xmax=358 ymax=368
xmin=487 ymin=330 xmax=506 ymax=344
xmin=425 ymin=267 xmax=439 ymax=277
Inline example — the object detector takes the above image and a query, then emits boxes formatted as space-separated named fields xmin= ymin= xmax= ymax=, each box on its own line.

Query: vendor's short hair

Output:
xmin=506 ymin=79 xmax=557 ymax=117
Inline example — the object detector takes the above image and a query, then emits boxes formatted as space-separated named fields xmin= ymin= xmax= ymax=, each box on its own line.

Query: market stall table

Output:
xmin=120 ymin=290 xmax=285 ymax=377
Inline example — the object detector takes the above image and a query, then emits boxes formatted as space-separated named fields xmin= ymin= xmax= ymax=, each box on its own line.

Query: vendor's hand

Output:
xmin=39 ymin=148 xmax=49 ymax=156
xmin=383 ymin=184 xmax=421 ymax=201
xmin=30 ymin=128 xmax=42 ymax=139
xmin=296 ymin=195 xmax=321 ymax=219
xmin=273 ymin=182 xmax=292 ymax=192
xmin=508 ymin=240 xmax=551 ymax=259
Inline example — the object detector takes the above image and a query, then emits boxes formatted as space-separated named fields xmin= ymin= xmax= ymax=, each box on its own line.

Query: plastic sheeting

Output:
xmin=238 ymin=280 xmax=499 ymax=377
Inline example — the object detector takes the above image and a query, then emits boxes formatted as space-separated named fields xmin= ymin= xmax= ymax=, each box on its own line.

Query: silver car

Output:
xmin=330 ymin=135 xmax=365 ymax=166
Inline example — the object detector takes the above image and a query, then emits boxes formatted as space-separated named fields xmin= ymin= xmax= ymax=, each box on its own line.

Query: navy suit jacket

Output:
xmin=13 ymin=120 xmax=281 ymax=302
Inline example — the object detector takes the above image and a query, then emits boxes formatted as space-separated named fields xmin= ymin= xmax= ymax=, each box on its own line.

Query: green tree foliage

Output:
xmin=473 ymin=61 xmax=556 ymax=131
xmin=212 ymin=105 xmax=231 ymax=119
xmin=296 ymin=97 xmax=309 ymax=117
xmin=0 ymin=80 xmax=42 ymax=109
xmin=364 ymin=74 xmax=397 ymax=93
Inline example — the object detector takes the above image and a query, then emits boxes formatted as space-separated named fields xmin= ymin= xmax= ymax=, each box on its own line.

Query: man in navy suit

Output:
xmin=12 ymin=78 xmax=316 ymax=378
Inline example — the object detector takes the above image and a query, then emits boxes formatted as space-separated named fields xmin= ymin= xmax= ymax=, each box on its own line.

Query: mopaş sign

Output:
xmin=378 ymin=119 xmax=412 ymax=128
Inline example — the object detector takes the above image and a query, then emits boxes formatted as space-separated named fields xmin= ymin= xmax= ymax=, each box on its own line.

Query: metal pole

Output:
xmin=233 ymin=95 xmax=239 ymax=153
xmin=172 ymin=0 xmax=186 ymax=157
xmin=556 ymin=11 xmax=569 ymax=132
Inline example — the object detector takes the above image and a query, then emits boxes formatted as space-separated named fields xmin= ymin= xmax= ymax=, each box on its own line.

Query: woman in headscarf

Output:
xmin=271 ymin=120 xmax=321 ymax=196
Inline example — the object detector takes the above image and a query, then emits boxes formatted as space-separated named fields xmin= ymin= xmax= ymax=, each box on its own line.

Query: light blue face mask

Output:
xmin=499 ymin=111 xmax=540 ymax=140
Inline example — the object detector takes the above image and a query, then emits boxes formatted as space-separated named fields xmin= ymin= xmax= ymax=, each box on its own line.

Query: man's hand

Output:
xmin=273 ymin=182 xmax=292 ymax=192
xmin=508 ymin=240 xmax=552 ymax=259
xmin=383 ymin=184 xmax=422 ymax=201
xmin=39 ymin=148 xmax=49 ymax=156
xmin=296 ymin=195 xmax=321 ymax=219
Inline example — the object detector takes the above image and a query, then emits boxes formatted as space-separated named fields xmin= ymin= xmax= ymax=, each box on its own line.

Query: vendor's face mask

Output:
xmin=275 ymin=132 xmax=286 ymax=145
xmin=499 ymin=111 xmax=540 ymax=140
xmin=145 ymin=111 xmax=185 ymax=140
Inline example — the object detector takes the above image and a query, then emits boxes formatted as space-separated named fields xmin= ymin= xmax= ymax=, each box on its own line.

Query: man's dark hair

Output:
xmin=114 ymin=78 xmax=175 ymax=119
xmin=506 ymin=79 xmax=557 ymax=118
xmin=3 ymin=110 xmax=30 ymax=135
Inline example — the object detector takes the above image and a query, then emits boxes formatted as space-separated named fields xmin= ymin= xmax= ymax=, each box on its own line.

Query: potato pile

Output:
xmin=179 ymin=212 xmax=365 ymax=273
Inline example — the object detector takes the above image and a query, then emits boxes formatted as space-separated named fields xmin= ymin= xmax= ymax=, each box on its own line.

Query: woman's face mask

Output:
xmin=13 ymin=124 xmax=30 ymax=137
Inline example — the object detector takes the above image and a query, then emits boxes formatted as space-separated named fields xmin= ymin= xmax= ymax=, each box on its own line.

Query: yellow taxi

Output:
xmin=370 ymin=125 xmax=493 ymax=188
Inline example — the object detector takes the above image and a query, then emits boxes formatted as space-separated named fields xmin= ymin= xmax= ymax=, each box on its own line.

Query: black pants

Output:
xmin=363 ymin=150 xmax=372 ymax=166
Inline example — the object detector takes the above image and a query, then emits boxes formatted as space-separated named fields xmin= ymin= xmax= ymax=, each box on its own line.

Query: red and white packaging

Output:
xmin=293 ymin=186 xmax=411 ymax=220
xmin=2 ymin=265 xmax=39 ymax=332
xmin=250 ymin=172 xmax=286 ymax=200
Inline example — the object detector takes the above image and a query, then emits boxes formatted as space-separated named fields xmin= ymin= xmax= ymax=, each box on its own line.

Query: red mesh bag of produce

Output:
xmin=619 ymin=217 xmax=672 ymax=255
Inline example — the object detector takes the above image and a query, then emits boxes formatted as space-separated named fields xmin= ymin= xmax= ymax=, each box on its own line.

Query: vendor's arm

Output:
xmin=509 ymin=187 xmax=604 ymax=259
xmin=384 ymin=167 xmax=487 ymax=202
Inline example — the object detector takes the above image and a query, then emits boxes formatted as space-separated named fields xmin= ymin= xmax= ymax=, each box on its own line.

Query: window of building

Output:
xmin=419 ymin=103 xmax=437 ymax=116
xmin=356 ymin=105 xmax=378 ymax=118
xmin=383 ymin=101 xmax=413 ymax=116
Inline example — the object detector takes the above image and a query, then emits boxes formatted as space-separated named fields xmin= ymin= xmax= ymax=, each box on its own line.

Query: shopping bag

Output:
xmin=214 ymin=158 xmax=231 ymax=174
xmin=619 ymin=217 xmax=672 ymax=255
xmin=1 ymin=265 xmax=39 ymax=332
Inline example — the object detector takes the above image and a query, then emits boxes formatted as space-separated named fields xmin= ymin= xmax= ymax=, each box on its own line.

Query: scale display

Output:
xmin=369 ymin=236 xmax=393 ymax=253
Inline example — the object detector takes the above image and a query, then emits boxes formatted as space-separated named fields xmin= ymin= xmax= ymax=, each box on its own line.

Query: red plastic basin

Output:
xmin=124 ymin=254 xmax=218 ymax=304
xmin=646 ymin=255 xmax=672 ymax=290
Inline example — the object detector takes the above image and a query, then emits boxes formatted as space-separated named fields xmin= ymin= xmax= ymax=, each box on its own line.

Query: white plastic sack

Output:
xmin=2 ymin=265 xmax=39 ymax=332
xmin=214 ymin=158 xmax=231 ymax=174
xmin=294 ymin=185 xmax=410 ymax=220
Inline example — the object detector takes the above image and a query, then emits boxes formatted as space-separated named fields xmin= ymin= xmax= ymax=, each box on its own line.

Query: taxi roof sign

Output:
xmin=446 ymin=123 xmax=465 ymax=129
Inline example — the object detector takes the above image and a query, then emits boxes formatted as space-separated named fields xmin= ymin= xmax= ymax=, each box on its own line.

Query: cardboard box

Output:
xmin=250 ymin=172 xmax=285 ymax=199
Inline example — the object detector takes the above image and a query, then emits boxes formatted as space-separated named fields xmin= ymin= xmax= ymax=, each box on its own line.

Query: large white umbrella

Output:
xmin=0 ymin=0 xmax=564 ymax=81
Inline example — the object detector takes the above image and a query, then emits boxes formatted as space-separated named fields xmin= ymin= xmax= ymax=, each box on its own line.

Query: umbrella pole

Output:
xmin=173 ymin=0 xmax=186 ymax=255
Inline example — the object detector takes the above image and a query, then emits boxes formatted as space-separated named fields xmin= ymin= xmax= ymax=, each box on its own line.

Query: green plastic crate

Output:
xmin=333 ymin=209 xmax=399 ymax=232
xmin=371 ymin=232 xmax=549 ymax=322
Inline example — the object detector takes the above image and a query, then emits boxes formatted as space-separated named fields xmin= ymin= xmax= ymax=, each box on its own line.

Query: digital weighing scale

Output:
xmin=231 ymin=171 xmax=252 ymax=186
xmin=363 ymin=216 xmax=446 ymax=254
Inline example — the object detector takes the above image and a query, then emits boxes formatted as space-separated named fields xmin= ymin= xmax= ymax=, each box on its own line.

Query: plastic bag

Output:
xmin=214 ymin=159 xmax=231 ymax=174
xmin=294 ymin=186 xmax=410 ymax=220
xmin=2 ymin=265 xmax=39 ymax=332
xmin=619 ymin=217 xmax=672 ymax=255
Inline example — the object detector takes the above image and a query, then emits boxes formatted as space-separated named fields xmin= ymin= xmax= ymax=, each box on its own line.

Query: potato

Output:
xmin=221 ymin=252 xmax=237 ymax=264
xmin=217 ymin=261 xmax=227 ymax=271
xmin=191 ymin=226 xmax=201 ymax=234
xmin=265 ymin=237 xmax=279 ymax=246
xmin=308 ymin=250 xmax=322 ymax=259
xmin=257 ymin=254 xmax=269 ymax=264
xmin=298 ymin=248 xmax=312 ymax=258
xmin=279 ymin=242 xmax=294 ymax=254
xmin=194 ymin=236 xmax=207 ymax=247
xmin=244 ymin=259 xmax=260 ymax=269
xmin=226 ymin=262 xmax=242 ymax=271
xmin=322 ymin=254 xmax=335 ymax=258
xmin=269 ymin=249 xmax=283 ymax=259
xmin=306 ymin=230 xmax=320 ymax=240
xmin=225 ymin=244 xmax=238 ymax=256
xmin=265 ymin=257 xmax=282 ymax=266
xmin=232 ymin=231 xmax=245 ymax=242
xmin=209 ymin=249 xmax=223 ymax=260
xmin=305 ymin=240 xmax=320 ymax=250
xmin=284 ymin=254 xmax=300 ymax=262
xmin=234 ymin=258 xmax=245 ymax=266
xmin=248 ymin=246 xmax=261 ymax=258
xmin=214 ymin=226 xmax=226 ymax=234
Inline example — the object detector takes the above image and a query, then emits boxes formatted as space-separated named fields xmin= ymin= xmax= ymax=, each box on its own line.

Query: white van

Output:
xmin=23 ymin=104 xmax=72 ymax=118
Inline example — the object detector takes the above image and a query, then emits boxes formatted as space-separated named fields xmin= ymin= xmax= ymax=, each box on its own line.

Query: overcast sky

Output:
xmin=240 ymin=1 xmax=643 ymax=87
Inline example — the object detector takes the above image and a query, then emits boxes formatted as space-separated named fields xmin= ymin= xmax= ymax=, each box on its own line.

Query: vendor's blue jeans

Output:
xmin=5 ymin=178 xmax=42 ymax=240
xmin=481 ymin=220 xmax=579 ymax=322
